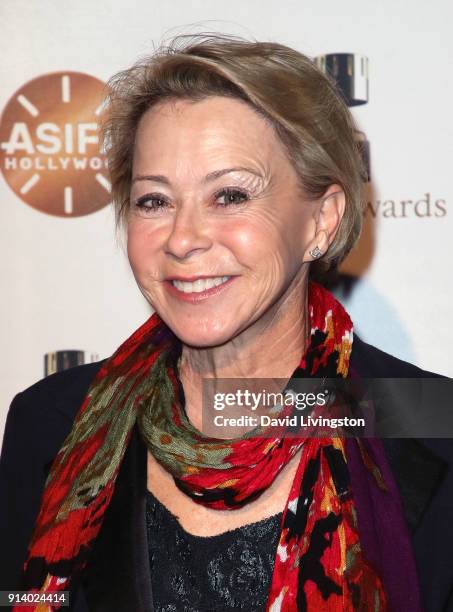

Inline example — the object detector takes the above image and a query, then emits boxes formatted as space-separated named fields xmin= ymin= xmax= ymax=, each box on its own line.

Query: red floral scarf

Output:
xmin=18 ymin=281 xmax=388 ymax=611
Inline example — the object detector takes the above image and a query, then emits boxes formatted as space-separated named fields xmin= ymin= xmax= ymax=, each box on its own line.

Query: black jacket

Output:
xmin=1 ymin=335 xmax=453 ymax=612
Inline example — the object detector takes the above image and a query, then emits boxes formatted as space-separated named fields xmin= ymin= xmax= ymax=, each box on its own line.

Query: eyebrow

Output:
xmin=131 ymin=166 xmax=264 ymax=185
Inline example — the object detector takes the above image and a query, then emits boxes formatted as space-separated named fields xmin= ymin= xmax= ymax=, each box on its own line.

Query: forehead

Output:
xmin=133 ymin=96 xmax=287 ymax=171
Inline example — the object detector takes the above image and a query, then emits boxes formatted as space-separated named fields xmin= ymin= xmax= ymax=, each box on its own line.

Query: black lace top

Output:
xmin=145 ymin=488 xmax=283 ymax=612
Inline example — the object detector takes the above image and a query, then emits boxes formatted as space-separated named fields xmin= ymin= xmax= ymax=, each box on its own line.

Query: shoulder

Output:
xmin=351 ymin=334 xmax=449 ymax=451
xmin=1 ymin=359 xmax=107 ymax=472
xmin=350 ymin=334 xmax=441 ymax=378
xmin=7 ymin=359 xmax=107 ymax=429
xmin=16 ymin=359 xmax=107 ymax=408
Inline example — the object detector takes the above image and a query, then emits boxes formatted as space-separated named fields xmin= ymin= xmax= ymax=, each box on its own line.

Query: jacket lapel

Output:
xmin=80 ymin=422 xmax=153 ymax=612
xmin=381 ymin=437 xmax=448 ymax=533
xmin=406 ymin=438 xmax=453 ymax=611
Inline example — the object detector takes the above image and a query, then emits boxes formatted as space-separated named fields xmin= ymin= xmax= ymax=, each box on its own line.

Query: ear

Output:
xmin=303 ymin=184 xmax=346 ymax=262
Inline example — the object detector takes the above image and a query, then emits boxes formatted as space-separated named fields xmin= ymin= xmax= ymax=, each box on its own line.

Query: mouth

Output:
xmin=164 ymin=275 xmax=237 ymax=302
xmin=170 ymin=275 xmax=231 ymax=292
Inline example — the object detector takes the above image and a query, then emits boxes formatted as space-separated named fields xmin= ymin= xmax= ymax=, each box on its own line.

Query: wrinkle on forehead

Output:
xmin=132 ymin=96 xmax=293 ymax=188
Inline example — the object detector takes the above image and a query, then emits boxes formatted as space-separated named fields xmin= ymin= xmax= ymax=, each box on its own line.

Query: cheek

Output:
xmin=126 ymin=224 xmax=142 ymax=272
xmin=126 ymin=221 xmax=159 ymax=277
xmin=228 ymin=215 xmax=302 ymax=276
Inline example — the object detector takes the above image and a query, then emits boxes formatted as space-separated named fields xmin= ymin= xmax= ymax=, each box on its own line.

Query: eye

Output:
xmin=214 ymin=187 xmax=250 ymax=207
xmin=133 ymin=194 xmax=169 ymax=212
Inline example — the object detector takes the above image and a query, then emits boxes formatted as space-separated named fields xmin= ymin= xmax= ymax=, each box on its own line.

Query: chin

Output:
xmin=170 ymin=322 xmax=236 ymax=349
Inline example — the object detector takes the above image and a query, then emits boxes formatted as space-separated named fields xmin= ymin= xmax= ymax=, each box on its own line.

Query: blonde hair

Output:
xmin=101 ymin=33 xmax=366 ymax=279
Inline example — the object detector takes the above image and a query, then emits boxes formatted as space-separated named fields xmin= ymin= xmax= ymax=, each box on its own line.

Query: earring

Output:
xmin=309 ymin=245 xmax=322 ymax=259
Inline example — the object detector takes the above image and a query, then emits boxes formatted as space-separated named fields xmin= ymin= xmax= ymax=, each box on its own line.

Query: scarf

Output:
xmin=18 ymin=281 xmax=414 ymax=611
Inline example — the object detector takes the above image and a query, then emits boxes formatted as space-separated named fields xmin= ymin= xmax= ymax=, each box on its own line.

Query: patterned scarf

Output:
xmin=18 ymin=281 xmax=389 ymax=611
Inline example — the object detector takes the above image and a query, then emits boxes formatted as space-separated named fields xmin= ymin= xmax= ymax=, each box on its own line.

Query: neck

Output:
xmin=178 ymin=272 xmax=310 ymax=428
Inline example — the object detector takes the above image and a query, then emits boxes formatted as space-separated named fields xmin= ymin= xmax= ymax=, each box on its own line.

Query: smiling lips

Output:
xmin=171 ymin=276 xmax=231 ymax=293
xmin=165 ymin=275 xmax=236 ymax=302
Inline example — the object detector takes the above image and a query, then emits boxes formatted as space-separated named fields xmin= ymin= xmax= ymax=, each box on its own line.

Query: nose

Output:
xmin=164 ymin=205 xmax=212 ymax=260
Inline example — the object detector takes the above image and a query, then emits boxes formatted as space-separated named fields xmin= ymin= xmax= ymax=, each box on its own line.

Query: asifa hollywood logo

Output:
xmin=0 ymin=71 xmax=111 ymax=217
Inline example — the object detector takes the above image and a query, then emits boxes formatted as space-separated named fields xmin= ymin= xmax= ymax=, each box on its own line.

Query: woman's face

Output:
xmin=128 ymin=96 xmax=318 ymax=347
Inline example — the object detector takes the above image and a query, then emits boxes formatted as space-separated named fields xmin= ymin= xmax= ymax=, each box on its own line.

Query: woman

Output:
xmin=1 ymin=33 xmax=452 ymax=612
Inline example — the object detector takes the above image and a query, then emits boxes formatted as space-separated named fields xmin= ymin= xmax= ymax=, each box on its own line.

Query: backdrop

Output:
xmin=1 ymin=0 xmax=452 ymax=445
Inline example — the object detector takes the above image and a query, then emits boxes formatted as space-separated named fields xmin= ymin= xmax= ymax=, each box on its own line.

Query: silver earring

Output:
xmin=309 ymin=245 xmax=322 ymax=259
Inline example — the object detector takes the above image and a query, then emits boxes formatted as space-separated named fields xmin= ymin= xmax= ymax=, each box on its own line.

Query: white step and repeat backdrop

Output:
xmin=1 ymin=0 xmax=452 ymax=444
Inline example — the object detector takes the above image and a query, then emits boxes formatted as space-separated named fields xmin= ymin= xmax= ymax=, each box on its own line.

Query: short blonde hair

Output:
xmin=101 ymin=33 xmax=366 ymax=279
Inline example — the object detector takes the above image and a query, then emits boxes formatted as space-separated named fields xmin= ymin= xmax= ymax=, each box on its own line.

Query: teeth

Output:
xmin=172 ymin=276 xmax=231 ymax=293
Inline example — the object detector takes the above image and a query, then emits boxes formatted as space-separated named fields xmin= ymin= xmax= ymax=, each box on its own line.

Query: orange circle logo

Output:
xmin=0 ymin=71 xmax=111 ymax=217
